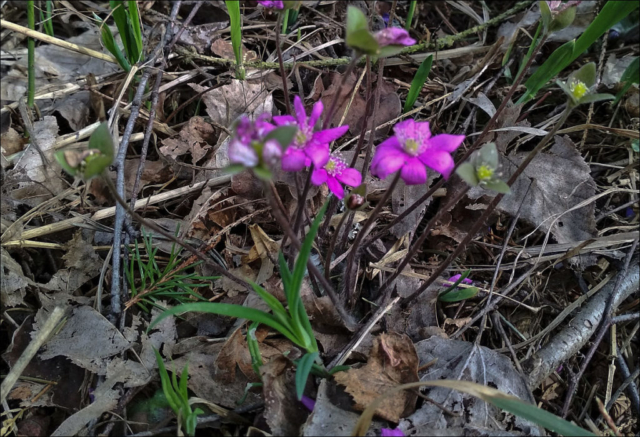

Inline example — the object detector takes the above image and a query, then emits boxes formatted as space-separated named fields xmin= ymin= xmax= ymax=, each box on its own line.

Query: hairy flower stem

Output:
xmin=362 ymin=33 xmax=548 ymax=250
xmin=275 ymin=12 xmax=292 ymax=114
xmin=101 ymin=174 xmax=251 ymax=293
xmin=361 ymin=59 xmax=385 ymax=177
xmin=264 ymin=181 xmax=357 ymax=331
xmin=325 ymin=210 xmax=349 ymax=281
xmin=400 ymin=105 xmax=572 ymax=307
xmin=343 ymin=172 xmax=401 ymax=307
xmin=292 ymin=166 xmax=313 ymax=237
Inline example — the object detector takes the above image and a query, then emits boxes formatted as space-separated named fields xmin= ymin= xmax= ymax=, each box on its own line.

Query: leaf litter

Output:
xmin=1 ymin=1 xmax=638 ymax=436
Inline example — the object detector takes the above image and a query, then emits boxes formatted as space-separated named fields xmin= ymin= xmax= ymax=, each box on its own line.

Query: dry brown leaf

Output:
xmin=160 ymin=116 xmax=215 ymax=163
xmin=320 ymin=72 xmax=365 ymax=130
xmin=214 ymin=327 xmax=256 ymax=383
xmin=261 ymin=355 xmax=309 ymax=436
xmin=190 ymin=80 xmax=273 ymax=128
xmin=1 ymin=126 xmax=25 ymax=155
xmin=211 ymin=39 xmax=258 ymax=63
xmin=1 ymin=248 xmax=33 ymax=307
xmin=352 ymin=77 xmax=401 ymax=139
xmin=334 ymin=333 xmax=419 ymax=422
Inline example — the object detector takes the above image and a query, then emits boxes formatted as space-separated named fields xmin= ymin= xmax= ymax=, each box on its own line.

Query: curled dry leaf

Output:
xmin=399 ymin=336 xmax=543 ymax=436
xmin=160 ymin=116 xmax=215 ymax=163
xmin=261 ymin=355 xmax=310 ymax=436
xmin=211 ymin=38 xmax=258 ymax=63
xmin=1 ymin=248 xmax=33 ymax=307
xmin=334 ymin=333 xmax=419 ymax=422
xmin=189 ymin=80 xmax=274 ymax=128
xmin=468 ymin=135 xmax=597 ymax=257
xmin=38 ymin=306 xmax=132 ymax=375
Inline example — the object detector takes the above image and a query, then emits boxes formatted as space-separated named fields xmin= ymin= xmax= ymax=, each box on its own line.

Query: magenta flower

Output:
xmin=301 ymin=395 xmax=316 ymax=412
xmin=311 ymin=153 xmax=362 ymax=200
xmin=370 ymin=119 xmax=465 ymax=185
xmin=381 ymin=428 xmax=404 ymax=437
xmin=375 ymin=27 xmax=416 ymax=47
xmin=228 ymin=115 xmax=279 ymax=168
xmin=257 ymin=0 xmax=284 ymax=9
xmin=447 ymin=274 xmax=473 ymax=286
xmin=273 ymin=95 xmax=349 ymax=172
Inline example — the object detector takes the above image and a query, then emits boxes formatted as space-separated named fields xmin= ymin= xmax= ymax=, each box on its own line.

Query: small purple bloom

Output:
xmin=381 ymin=428 xmax=405 ymax=437
xmin=228 ymin=115 xmax=278 ymax=168
xmin=370 ymin=119 xmax=465 ymax=185
xmin=311 ymin=153 xmax=362 ymax=200
xmin=301 ymin=395 xmax=316 ymax=412
xmin=257 ymin=0 xmax=284 ymax=9
xmin=274 ymin=95 xmax=349 ymax=172
xmin=448 ymin=274 xmax=473 ymax=285
xmin=374 ymin=27 xmax=416 ymax=47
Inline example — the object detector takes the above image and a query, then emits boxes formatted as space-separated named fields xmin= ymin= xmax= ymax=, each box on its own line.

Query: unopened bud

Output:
xmin=347 ymin=193 xmax=365 ymax=210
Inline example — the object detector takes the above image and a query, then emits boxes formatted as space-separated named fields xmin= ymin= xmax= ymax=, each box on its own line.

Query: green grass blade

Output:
xmin=179 ymin=362 xmax=189 ymax=401
xmin=296 ymin=298 xmax=317 ymax=352
xmin=515 ymin=22 xmax=542 ymax=79
xmin=109 ymin=1 xmax=133 ymax=62
xmin=519 ymin=1 xmax=638 ymax=103
xmin=289 ymin=201 xmax=329 ymax=338
xmin=295 ymin=352 xmax=318 ymax=400
xmin=224 ymin=0 xmax=243 ymax=78
xmin=438 ymin=286 xmax=479 ymax=302
xmin=149 ymin=302 xmax=303 ymax=347
xmin=153 ymin=348 xmax=181 ymax=414
xmin=403 ymin=55 xmax=432 ymax=113
xmin=127 ymin=0 xmax=143 ymax=62
xmin=278 ymin=252 xmax=292 ymax=291
xmin=405 ymin=0 xmax=416 ymax=30
xmin=98 ymin=18 xmax=130 ymax=71
xmin=248 ymin=281 xmax=298 ymax=337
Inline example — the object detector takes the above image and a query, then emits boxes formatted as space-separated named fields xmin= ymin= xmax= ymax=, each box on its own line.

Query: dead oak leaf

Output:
xmin=160 ymin=116 xmax=214 ymax=163
xmin=334 ymin=333 xmax=419 ymax=422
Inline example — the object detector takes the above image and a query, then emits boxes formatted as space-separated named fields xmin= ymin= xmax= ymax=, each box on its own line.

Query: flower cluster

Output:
xmin=226 ymin=99 xmax=465 ymax=197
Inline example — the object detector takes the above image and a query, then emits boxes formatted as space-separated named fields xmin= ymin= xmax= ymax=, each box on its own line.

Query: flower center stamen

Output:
xmin=325 ymin=155 xmax=347 ymax=176
xmin=477 ymin=165 xmax=494 ymax=181
xmin=569 ymin=80 xmax=588 ymax=100
xmin=404 ymin=139 xmax=420 ymax=156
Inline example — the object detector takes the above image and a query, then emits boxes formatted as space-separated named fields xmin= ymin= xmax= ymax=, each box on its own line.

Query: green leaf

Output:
xmin=438 ymin=286 xmax=479 ymax=302
xmin=632 ymin=139 xmax=639 ymax=153
xmin=538 ymin=1 xmax=552 ymax=31
xmin=578 ymin=93 xmax=615 ymax=105
xmin=520 ymin=0 xmax=638 ymax=103
xmin=278 ymin=252 xmax=292 ymax=291
xmin=569 ymin=62 xmax=596 ymax=88
xmin=347 ymin=29 xmax=379 ymax=55
xmin=477 ymin=142 xmax=499 ymax=169
xmin=224 ymin=164 xmax=247 ymax=175
xmin=248 ymin=280 xmax=297 ymax=337
xmin=614 ymin=56 xmax=639 ymax=104
xmin=295 ymin=352 xmax=318 ymax=400
xmin=127 ymin=1 xmax=143 ymax=62
xmin=153 ymin=348 xmax=181 ymax=414
xmin=482 ymin=179 xmax=511 ymax=194
xmin=109 ymin=1 xmax=135 ymax=63
xmin=149 ymin=302 xmax=304 ymax=348
xmin=329 ymin=365 xmax=350 ymax=375
xmin=54 ymin=150 xmax=79 ymax=177
xmin=98 ymin=19 xmax=131 ymax=71
xmin=264 ymin=125 xmax=298 ymax=149
xmin=455 ymin=162 xmax=479 ymax=187
xmin=549 ymin=4 xmax=577 ymax=32
xmin=82 ymin=153 xmax=113 ymax=180
xmin=404 ymin=55 xmax=432 ymax=113
xmin=88 ymin=123 xmax=115 ymax=158
xmin=438 ymin=269 xmax=471 ymax=298
xmin=252 ymin=166 xmax=273 ymax=181
xmin=225 ymin=0 xmax=243 ymax=79
xmin=346 ymin=6 xmax=369 ymax=36
xmin=377 ymin=45 xmax=406 ymax=58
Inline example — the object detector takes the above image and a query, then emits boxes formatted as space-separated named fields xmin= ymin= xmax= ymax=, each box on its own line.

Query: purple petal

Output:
xmin=257 ymin=0 xmax=284 ymax=9
xmin=304 ymin=142 xmax=330 ymax=167
xmin=400 ymin=157 xmax=427 ymax=185
xmin=371 ymin=137 xmax=403 ymax=169
xmin=311 ymin=168 xmax=328 ymax=185
xmin=415 ymin=121 xmax=432 ymax=140
xmin=262 ymin=140 xmax=282 ymax=166
xmin=301 ymin=395 xmax=316 ymax=412
xmin=418 ymin=149 xmax=455 ymax=178
xmin=381 ymin=428 xmax=405 ymax=437
xmin=448 ymin=274 xmax=472 ymax=285
xmin=375 ymin=27 xmax=416 ymax=47
xmin=273 ymin=115 xmax=296 ymax=126
xmin=308 ymin=101 xmax=324 ymax=129
xmin=228 ymin=139 xmax=258 ymax=167
xmin=327 ymin=176 xmax=345 ymax=199
xmin=371 ymin=151 xmax=406 ymax=180
xmin=428 ymin=134 xmax=465 ymax=153
xmin=336 ymin=168 xmax=362 ymax=187
xmin=281 ymin=148 xmax=307 ymax=171
xmin=312 ymin=125 xmax=349 ymax=144
xmin=293 ymin=95 xmax=307 ymax=126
